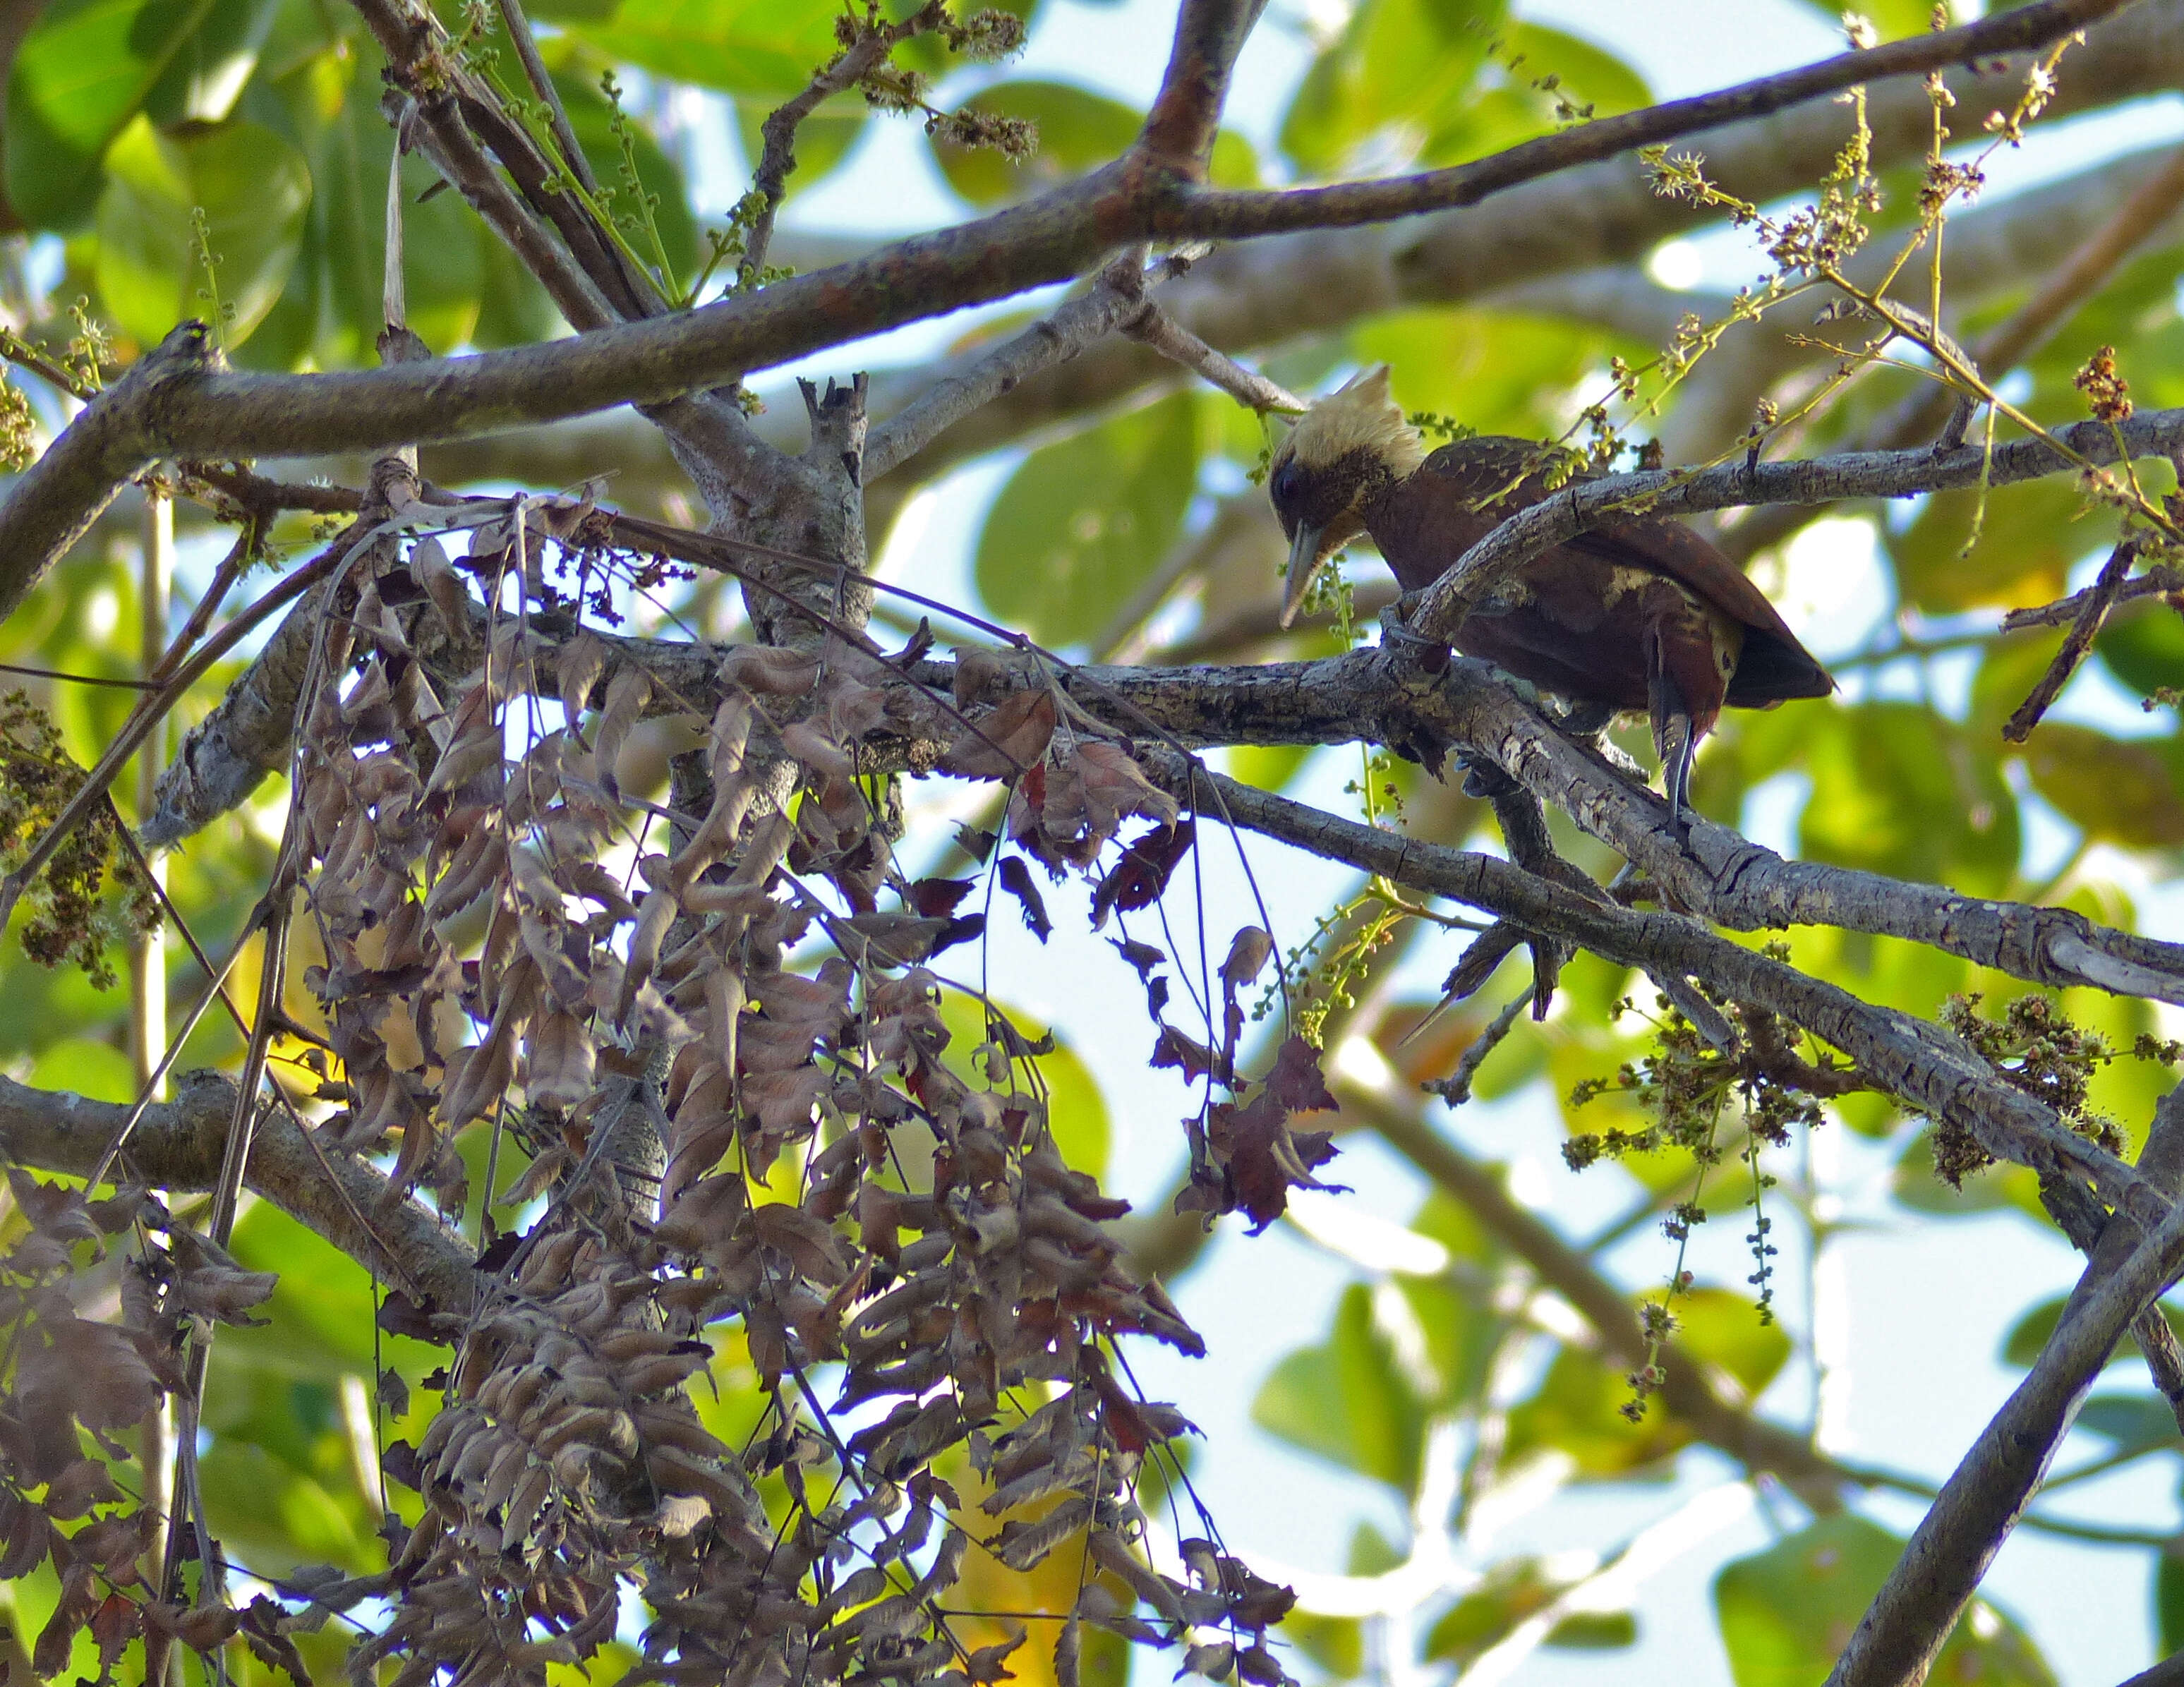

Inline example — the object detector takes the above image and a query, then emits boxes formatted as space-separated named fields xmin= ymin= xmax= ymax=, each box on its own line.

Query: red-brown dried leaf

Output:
xmin=940 ymin=689 xmax=1056 ymax=779
xmin=904 ymin=876 xmax=977 ymax=917
xmin=1265 ymin=1034 xmax=1337 ymax=1115
xmin=996 ymin=856 xmax=1051 ymax=942
xmin=1090 ymin=821 xmax=1195 ymax=927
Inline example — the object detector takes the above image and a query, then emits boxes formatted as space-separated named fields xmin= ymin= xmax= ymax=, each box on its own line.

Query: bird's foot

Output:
xmin=1454 ymin=748 xmax=1520 ymax=799
xmin=1547 ymin=698 xmax=1618 ymax=742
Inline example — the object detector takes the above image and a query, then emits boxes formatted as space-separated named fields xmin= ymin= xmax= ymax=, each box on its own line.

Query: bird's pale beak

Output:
xmin=1278 ymin=523 xmax=1326 ymax=630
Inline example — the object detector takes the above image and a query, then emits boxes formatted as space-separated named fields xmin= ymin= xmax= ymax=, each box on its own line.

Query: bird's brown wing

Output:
xmin=1414 ymin=437 xmax=1834 ymax=704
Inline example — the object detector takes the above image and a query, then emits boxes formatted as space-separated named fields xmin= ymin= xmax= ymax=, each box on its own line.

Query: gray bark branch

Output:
xmin=0 ymin=0 xmax=2124 ymax=612
xmin=1825 ymin=1082 xmax=2184 ymax=1687
xmin=0 ymin=1070 xmax=477 ymax=1312
xmin=1136 ymin=753 xmax=2170 ymax=1228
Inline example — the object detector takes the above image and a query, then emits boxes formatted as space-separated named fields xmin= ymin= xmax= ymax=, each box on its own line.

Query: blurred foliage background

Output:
xmin=2 ymin=0 xmax=2183 ymax=1680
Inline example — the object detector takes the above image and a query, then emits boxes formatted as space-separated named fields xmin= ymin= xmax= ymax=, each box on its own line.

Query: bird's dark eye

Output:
xmin=1270 ymin=460 xmax=1299 ymax=504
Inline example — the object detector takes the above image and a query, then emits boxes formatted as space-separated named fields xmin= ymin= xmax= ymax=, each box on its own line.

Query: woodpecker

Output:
xmin=1267 ymin=366 xmax=1833 ymax=826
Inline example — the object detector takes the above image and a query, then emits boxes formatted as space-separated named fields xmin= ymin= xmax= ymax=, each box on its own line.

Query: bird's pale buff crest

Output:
xmin=1275 ymin=364 xmax=1428 ymax=479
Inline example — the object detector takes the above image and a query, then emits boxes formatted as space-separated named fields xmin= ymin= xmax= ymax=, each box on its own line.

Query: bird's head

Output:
xmin=1268 ymin=364 xmax=1427 ymax=628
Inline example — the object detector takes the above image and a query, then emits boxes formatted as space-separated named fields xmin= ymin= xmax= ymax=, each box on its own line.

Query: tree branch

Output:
xmin=1118 ymin=295 xmax=1304 ymax=413
xmin=1169 ymin=0 xmax=2137 ymax=241
xmin=0 ymin=0 xmax=2132 ymax=604
xmin=1135 ymin=0 xmax=1263 ymax=176
xmin=0 ymin=322 xmax=217 ymax=628
xmin=1135 ymin=752 xmax=2170 ymax=1227
xmin=0 ymin=1070 xmax=476 ymax=1312
xmin=740 ymin=21 xmax=907 ymax=287
xmin=983 ymin=648 xmax=2184 ymax=1005
xmin=865 ymin=255 xmax=1153 ymax=480
xmin=1825 ymin=1081 xmax=2184 ymax=1687
xmin=873 ymin=0 xmax=2184 ymax=494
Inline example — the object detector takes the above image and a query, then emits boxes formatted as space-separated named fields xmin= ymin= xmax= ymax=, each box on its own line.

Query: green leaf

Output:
xmin=143 ymin=0 xmax=281 ymax=126
xmin=927 ymin=80 xmax=1250 ymax=207
xmin=1395 ymin=1271 xmax=1496 ymax=1413
xmin=1251 ymin=1282 xmax=1428 ymax=1494
xmin=1797 ymin=701 xmax=2019 ymax=895
xmin=2075 ymin=1392 xmax=2182 ymax=1457
xmin=2018 ymin=723 xmax=2184 ymax=850
xmin=1224 ymin=744 xmax=1313 ymax=794
xmin=1502 ymin=1288 xmax=1785 ymax=1479
xmin=1281 ymin=1610 xmax=1365 ymax=1679
xmin=976 ymin=393 xmax=1202 ymax=646
xmin=2098 ymin=598 xmax=2184 ymax=699
xmin=1546 ymin=1611 xmax=1636 ymax=1649
xmin=2159 ymin=1550 xmax=2184 ymax=1654
xmin=1675 ymin=1286 xmax=1792 ymax=1400
xmin=1716 ymin=1513 xmax=2056 ymax=1686
xmin=272 ymin=49 xmax=484 ymax=366
xmin=1497 ymin=23 xmax=1651 ymax=118
xmin=735 ymin=89 xmax=867 ymax=207
xmin=1890 ymin=476 xmax=2107 ymax=616
xmin=2002 ymin=1295 xmax=2184 ymax=1368
xmin=24 ymin=1036 xmax=136 ymax=1103
xmin=92 ymin=113 xmax=310 ymax=348
xmin=1501 ymin=1345 xmax=1682 ymax=1477
xmin=474 ymin=222 xmax=565 ymax=349
xmin=1346 ymin=1519 xmax=1406 ymax=1576
xmin=195 ymin=1437 xmax=373 ymax=1576
xmin=1421 ymin=1558 xmax=1567 ymax=1666
xmin=5 ymin=0 xmax=222 ymax=230
xmin=1891 ymin=1126 xmax=2034 ymax=1216
xmin=934 ymin=80 xmax=1134 ymax=206
xmin=894 ymin=0 xmax=1039 ymax=74
xmin=1279 ymin=0 xmax=1505 ymax=177
xmin=1350 ymin=308 xmax=1615 ymax=440
xmin=565 ymin=0 xmax=843 ymax=97
xmin=1784 ymin=0 xmax=1942 ymax=37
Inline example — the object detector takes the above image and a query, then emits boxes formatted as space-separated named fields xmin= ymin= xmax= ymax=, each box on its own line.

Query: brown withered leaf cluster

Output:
xmin=0 ymin=1168 xmax=282 ymax=1679
xmin=68 ymin=502 xmax=1318 ymax=1687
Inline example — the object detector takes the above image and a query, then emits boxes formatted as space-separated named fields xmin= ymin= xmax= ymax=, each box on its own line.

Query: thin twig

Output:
xmin=495 ymin=0 xmax=599 ymax=198
xmin=1118 ymin=298 xmax=1304 ymax=413
xmin=739 ymin=23 xmax=905 ymax=289
xmin=2003 ymin=562 xmax=2184 ymax=631
xmin=0 ymin=543 xmax=344 ymax=934
xmin=1421 ymin=989 xmax=1527 ymax=1104
xmin=2005 ymin=538 xmax=2141 ymax=741
xmin=866 ymin=255 xmax=1153 ymax=480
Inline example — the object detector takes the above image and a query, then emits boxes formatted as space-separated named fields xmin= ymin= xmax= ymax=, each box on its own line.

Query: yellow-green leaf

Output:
xmin=93 ymin=112 xmax=310 ymax=347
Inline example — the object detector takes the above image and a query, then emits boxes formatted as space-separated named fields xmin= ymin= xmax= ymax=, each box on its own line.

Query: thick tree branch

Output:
xmin=1168 ymin=0 xmax=2137 ymax=241
xmin=1136 ymin=0 xmax=1262 ymax=176
xmin=0 ymin=1070 xmax=476 ymax=1312
xmin=1137 ymin=754 xmax=2168 ymax=1226
xmin=0 ymin=0 xmax=2125 ymax=609
xmin=873 ymin=0 xmax=2184 ymax=490
xmin=987 ymin=648 xmax=2184 ymax=1005
xmin=0 ymin=322 xmax=217 ymax=629
xmin=1826 ymin=1082 xmax=2184 ymax=1687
